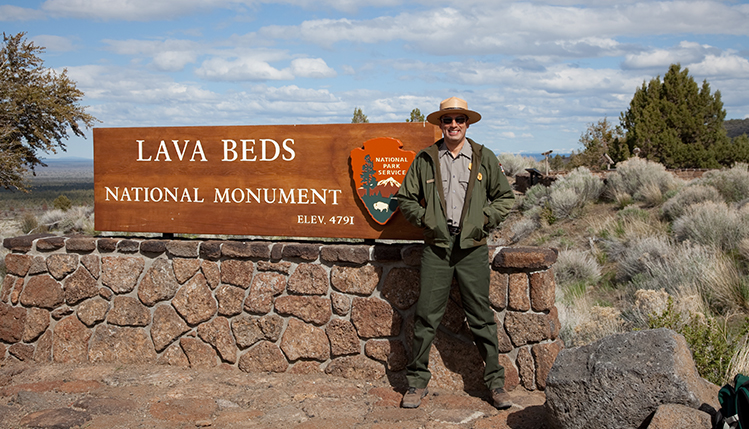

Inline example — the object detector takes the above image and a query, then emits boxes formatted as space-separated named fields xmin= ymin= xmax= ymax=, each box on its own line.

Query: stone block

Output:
xmin=80 ymin=255 xmax=100 ymax=279
xmin=199 ymin=241 xmax=222 ymax=260
xmin=180 ymin=337 xmax=218 ymax=368
xmin=9 ymin=343 xmax=34 ymax=361
xmin=0 ymin=301 xmax=26 ymax=343
xmin=287 ymin=263 xmax=328 ymax=295
xmin=138 ymin=259 xmax=179 ymax=306
xmin=117 ymin=239 xmax=140 ymax=253
xmin=232 ymin=315 xmax=265 ymax=349
xmin=493 ymin=247 xmax=557 ymax=271
xmin=20 ymin=274 xmax=64 ymax=309
xmin=331 ymin=265 xmax=381 ymax=295
xmin=5 ymin=234 xmax=51 ymax=251
xmin=102 ymin=256 xmax=144 ymax=294
xmin=76 ymin=298 xmax=109 ymax=327
xmin=320 ymin=245 xmax=370 ymax=264
xmin=489 ymin=270 xmax=508 ymax=310
xmin=647 ymin=403 xmax=712 ymax=429
xmin=545 ymin=328 xmax=719 ymax=429
xmin=505 ymin=311 xmax=551 ymax=347
xmin=5 ymin=254 xmax=32 ymax=276
xmin=107 ymin=296 xmax=150 ymax=327
xmin=215 ymin=284 xmax=245 ymax=316
xmin=508 ymin=273 xmax=530 ymax=311
xmin=532 ymin=339 xmax=564 ymax=390
xmin=197 ymin=317 xmax=237 ymax=364
xmin=89 ymin=325 xmax=157 ymax=364
xmin=23 ymin=307 xmax=50 ymax=342
xmin=238 ymin=341 xmax=288 ymax=373
xmin=151 ymin=304 xmax=190 ymax=352
xmin=47 ymin=254 xmax=78 ymax=280
xmin=222 ymin=241 xmax=270 ymax=259
xmin=139 ymin=240 xmax=167 ymax=254
xmin=351 ymin=297 xmax=401 ymax=338
xmin=281 ymin=243 xmax=320 ymax=261
xmin=97 ymin=238 xmax=119 ymax=252
xmin=53 ymin=315 xmax=91 ymax=363
xmin=36 ymin=236 xmax=65 ymax=251
xmin=244 ymin=272 xmax=285 ymax=314
xmin=364 ymin=339 xmax=407 ymax=371
xmin=63 ymin=267 xmax=99 ymax=305
xmin=28 ymin=256 xmax=48 ymax=275
xmin=381 ymin=267 xmax=420 ymax=310
xmin=326 ymin=319 xmax=360 ymax=356
xmin=158 ymin=342 xmax=190 ymax=367
xmin=517 ymin=347 xmax=535 ymax=390
xmin=280 ymin=318 xmax=330 ymax=361
xmin=530 ymin=269 xmax=555 ymax=311
xmin=331 ymin=292 xmax=351 ymax=316
xmin=166 ymin=240 xmax=199 ymax=258
xmin=201 ymin=260 xmax=220 ymax=289
xmin=220 ymin=260 xmax=254 ymax=289
xmin=274 ymin=295 xmax=332 ymax=326
xmin=172 ymin=274 xmax=217 ymax=325
xmin=173 ymin=258 xmax=201 ymax=284
xmin=372 ymin=244 xmax=403 ymax=262
xmin=66 ymin=236 xmax=96 ymax=253
xmin=257 ymin=260 xmax=292 ymax=274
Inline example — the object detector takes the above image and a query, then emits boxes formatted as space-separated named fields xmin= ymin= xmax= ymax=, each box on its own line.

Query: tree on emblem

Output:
xmin=360 ymin=154 xmax=377 ymax=196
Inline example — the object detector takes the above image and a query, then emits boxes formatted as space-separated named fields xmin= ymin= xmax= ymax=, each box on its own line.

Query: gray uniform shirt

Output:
xmin=439 ymin=141 xmax=472 ymax=228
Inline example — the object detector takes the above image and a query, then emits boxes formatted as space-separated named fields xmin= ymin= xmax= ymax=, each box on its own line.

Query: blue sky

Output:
xmin=3 ymin=0 xmax=749 ymax=159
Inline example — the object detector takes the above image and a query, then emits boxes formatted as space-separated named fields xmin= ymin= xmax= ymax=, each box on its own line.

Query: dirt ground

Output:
xmin=0 ymin=362 xmax=549 ymax=429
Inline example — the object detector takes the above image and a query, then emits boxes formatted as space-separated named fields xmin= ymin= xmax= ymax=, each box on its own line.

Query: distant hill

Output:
xmin=725 ymin=118 xmax=749 ymax=139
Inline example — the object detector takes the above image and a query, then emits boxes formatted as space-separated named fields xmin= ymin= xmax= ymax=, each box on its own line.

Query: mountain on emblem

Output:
xmin=350 ymin=137 xmax=416 ymax=225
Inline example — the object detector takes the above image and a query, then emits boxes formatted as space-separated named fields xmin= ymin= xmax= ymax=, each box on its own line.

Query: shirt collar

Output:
xmin=439 ymin=140 xmax=472 ymax=160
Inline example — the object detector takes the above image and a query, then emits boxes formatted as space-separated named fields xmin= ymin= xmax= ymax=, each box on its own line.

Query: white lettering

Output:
xmin=155 ymin=140 xmax=171 ymax=161
xmin=137 ymin=140 xmax=152 ymax=161
xmin=282 ymin=139 xmax=295 ymax=161
xmin=222 ymin=139 xmax=238 ymax=161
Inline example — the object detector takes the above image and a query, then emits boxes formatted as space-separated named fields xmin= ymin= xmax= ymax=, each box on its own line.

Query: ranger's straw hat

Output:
xmin=426 ymin=96 xmax=482 ymax=126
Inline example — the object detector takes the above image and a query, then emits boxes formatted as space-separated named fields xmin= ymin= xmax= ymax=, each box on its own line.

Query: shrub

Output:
xmin=555 ymin=249 xmax=602 ymax=289
xmin=672 ymin=201 xmax=749 ymax=253
xmin=648 ymin=297 xmax=749 ymax=385
xmin=661 ymin=184 xmax=723 ymax=221
xmin=605 ymin=157 xmax=680 ymax=203
xmin=496 ymin=153 xmax=542 ymax=178
xmin=53 ymin=195 xmax=72 ymax=211
xmin=20 ymin=213 xmax=39 ymax=234
xmin=510 ymin=216 xmax=539 ymax=243
xmin=568 ymin=305 xmax=625 ymax=347
xmin=695 ymin=163 xmax=749 ymax=203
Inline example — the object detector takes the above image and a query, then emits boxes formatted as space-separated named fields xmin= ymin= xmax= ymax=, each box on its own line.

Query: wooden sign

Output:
xmin=93 ymin=123 xmax=441 ymax=239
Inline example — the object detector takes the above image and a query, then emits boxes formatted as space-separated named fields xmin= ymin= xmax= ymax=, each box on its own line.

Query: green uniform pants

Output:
xmin=406 ymin=238 xmax=505 ymax=390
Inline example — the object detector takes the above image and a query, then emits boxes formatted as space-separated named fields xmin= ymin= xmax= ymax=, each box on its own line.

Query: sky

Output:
xmin=3 ymin=0 xmax=749 ymax=160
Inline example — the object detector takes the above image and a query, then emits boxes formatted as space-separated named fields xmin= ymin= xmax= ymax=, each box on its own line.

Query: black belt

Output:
xmin=448 ymin=225 xmax=461 ymax=236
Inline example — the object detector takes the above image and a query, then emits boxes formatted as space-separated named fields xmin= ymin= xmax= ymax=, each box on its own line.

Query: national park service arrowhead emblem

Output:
xmin=350 ymin=137 xmax=416 ymax=225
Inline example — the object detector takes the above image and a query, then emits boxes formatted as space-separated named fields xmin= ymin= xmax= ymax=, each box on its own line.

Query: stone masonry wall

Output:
xmin=1 ymin=234 xmax=562 ymax=392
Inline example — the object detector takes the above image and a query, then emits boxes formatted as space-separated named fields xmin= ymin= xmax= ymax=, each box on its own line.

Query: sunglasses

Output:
xmin=441 ymin=116 xmax=467 ymax=125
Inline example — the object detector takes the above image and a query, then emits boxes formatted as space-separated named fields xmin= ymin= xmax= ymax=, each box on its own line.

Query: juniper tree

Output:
xmin=0 ymin=32 xmax=96 ymax=190
xmin=620 ymin=64 xmax=730 ymax=169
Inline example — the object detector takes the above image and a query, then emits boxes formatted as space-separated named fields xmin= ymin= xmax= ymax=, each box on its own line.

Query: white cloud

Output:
xmin=31 ymin=35 xmax=76 ymax=52
xmin=41 ymin=0 xmax=227 ymax=21
xmin=196 ymin=56 xmax=295 ymax=81
xmin=0 ymin=5 xmax=45 ymax=21
xmin=105 ymin=39 xmax=202 ymax=72
xmin=290 ymin=58 xmax=337 ymax=78
xmin=622 ymin=41 xmax=720 ymax=70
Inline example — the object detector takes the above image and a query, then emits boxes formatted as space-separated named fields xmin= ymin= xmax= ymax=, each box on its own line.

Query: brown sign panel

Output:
xmin=94 ymin=123 xmax=441 ymax=239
